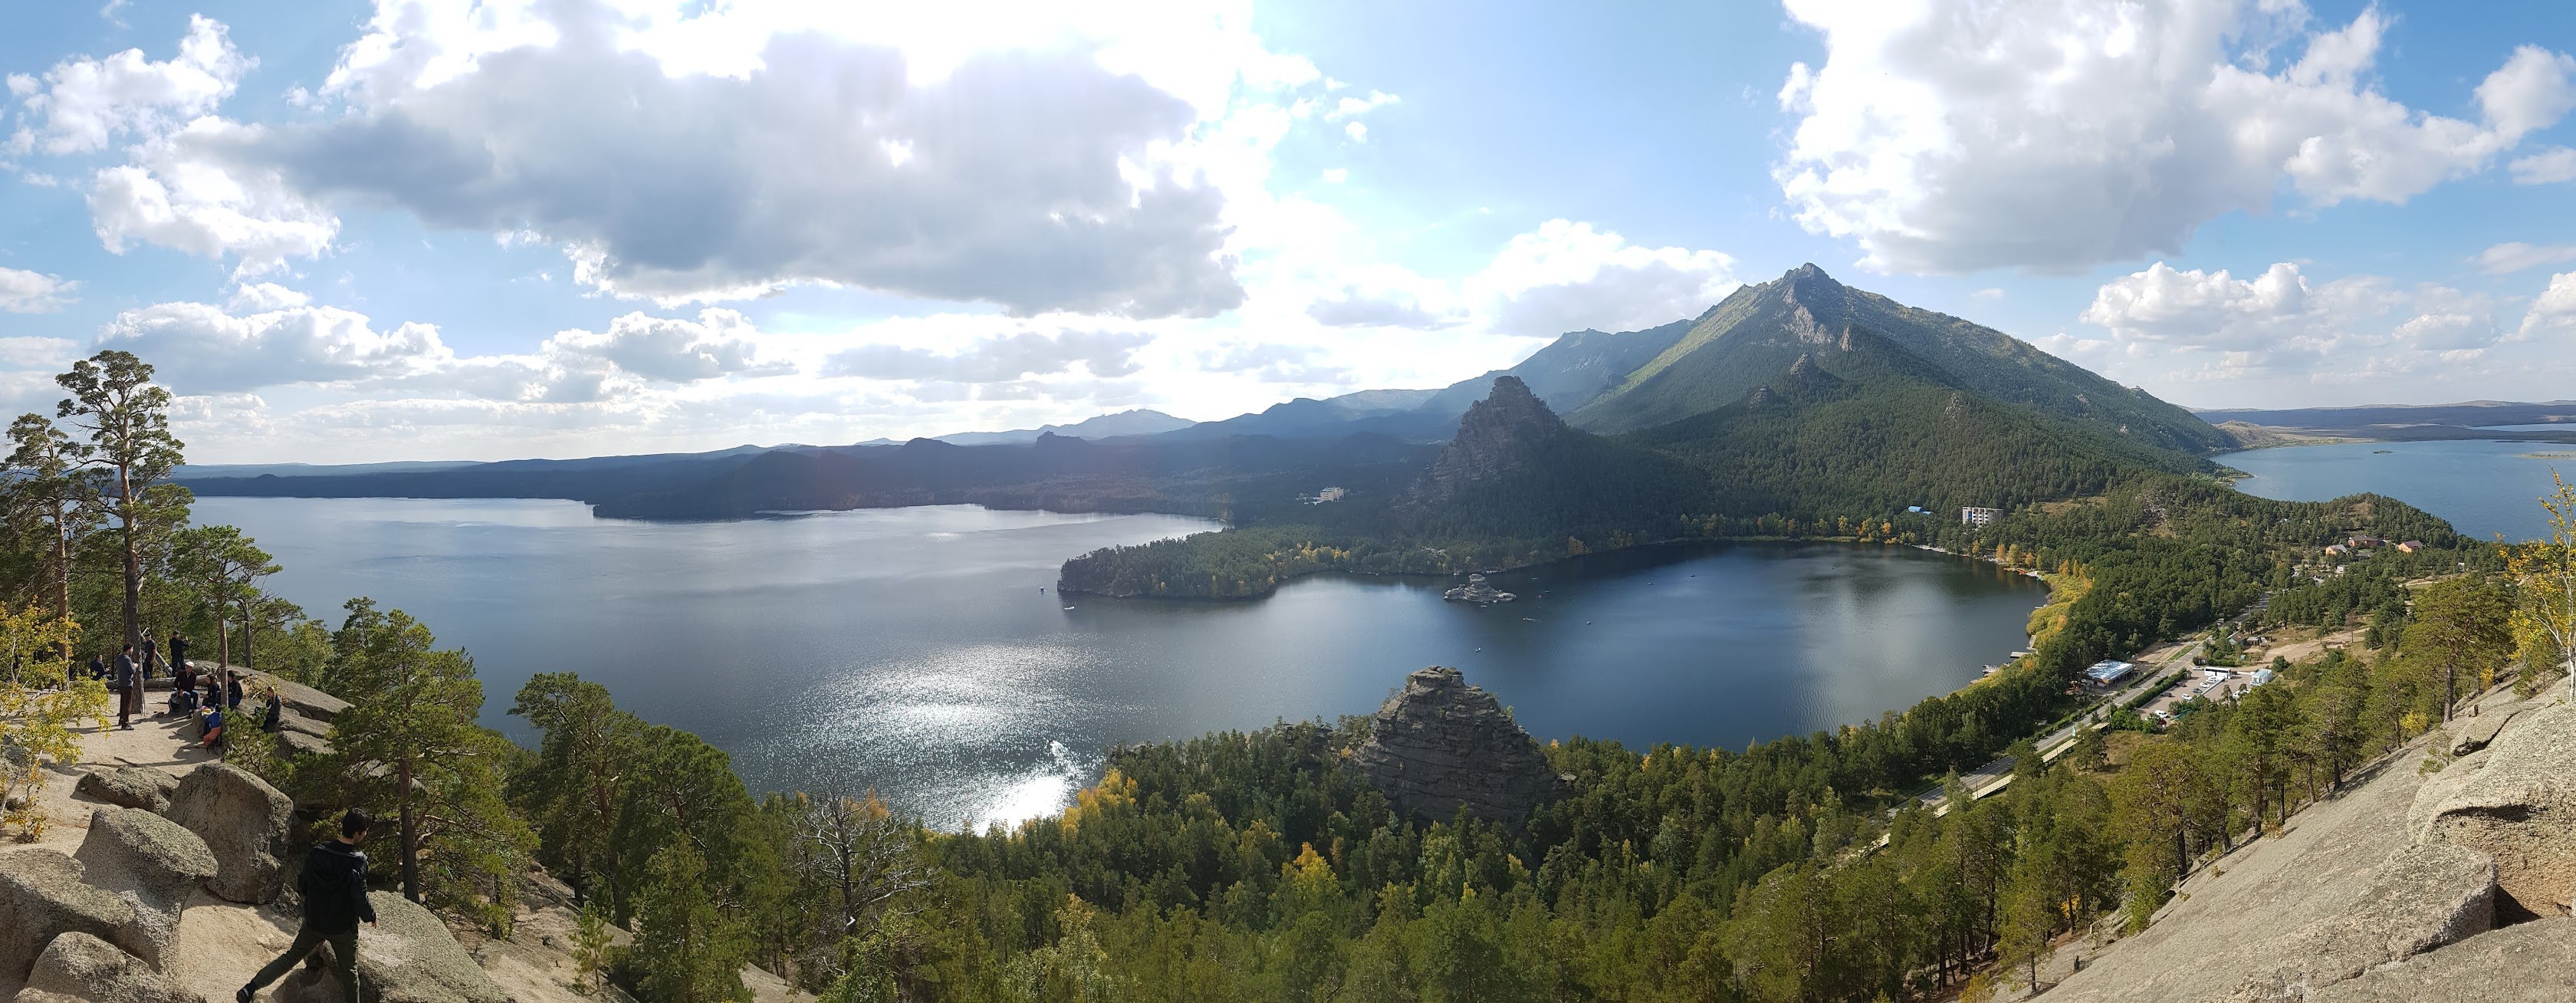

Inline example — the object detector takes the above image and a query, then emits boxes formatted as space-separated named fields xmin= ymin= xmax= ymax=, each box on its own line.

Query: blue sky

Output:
xmin=1 ymin=0 xmax=2571 ymax=462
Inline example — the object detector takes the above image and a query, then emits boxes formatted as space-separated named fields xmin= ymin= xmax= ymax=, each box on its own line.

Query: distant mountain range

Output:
xmin=196 ymin=265 xmax=2564 ymax=528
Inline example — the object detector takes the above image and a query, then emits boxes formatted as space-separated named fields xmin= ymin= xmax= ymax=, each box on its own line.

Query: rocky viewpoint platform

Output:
xmin=2 ymin=665 xmax=810 ymax=1003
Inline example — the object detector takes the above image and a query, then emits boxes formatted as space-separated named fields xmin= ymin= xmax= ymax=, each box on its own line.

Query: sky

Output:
xmin=0 ymin=0 xmax=2571 ymax=464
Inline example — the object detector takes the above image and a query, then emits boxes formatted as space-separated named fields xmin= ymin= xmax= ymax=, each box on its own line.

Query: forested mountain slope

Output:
xmin=1625 ymin=326 xmax=2206 ymax=518
xmin=1571 ymin=265 xmax=2230 ymax=455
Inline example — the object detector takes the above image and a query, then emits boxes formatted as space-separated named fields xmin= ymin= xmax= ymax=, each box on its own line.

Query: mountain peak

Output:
xmin=1402 ymin=377 xmax=1565 ymax=506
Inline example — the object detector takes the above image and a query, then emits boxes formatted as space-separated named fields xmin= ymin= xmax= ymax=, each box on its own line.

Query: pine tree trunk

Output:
xmin=238 ymin=597 xmax=255 ymax=674
xmin=399 ymin=757 xmax=422 ymax=902
xmin=50 ymin=521 xmax=70 ymax=623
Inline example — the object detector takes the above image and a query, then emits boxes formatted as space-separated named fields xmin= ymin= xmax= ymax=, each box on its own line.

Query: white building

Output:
xmin=1961 ymin=506 xmax=2000 ymax=528
xmin=1316 ymin=486 xmax=1347 ymax=502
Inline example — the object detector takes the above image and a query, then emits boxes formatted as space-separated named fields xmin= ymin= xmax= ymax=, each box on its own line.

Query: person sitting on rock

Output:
xmin=168 ymin=660 xmax=200 ymax=715
xmin=196 ymin=705 xmax=225 ymax=751
xmin=241 ymin=808 xmax=377 ymax=1002
xmin=260 ymin=687 xmax=284 ymax=732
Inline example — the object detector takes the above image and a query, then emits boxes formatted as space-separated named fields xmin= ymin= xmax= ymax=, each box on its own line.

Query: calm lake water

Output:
xmin=190 ymin=497 xmax=2048 ymax=830
xmin=2219 ymin=440 xmax=2574 ymax=541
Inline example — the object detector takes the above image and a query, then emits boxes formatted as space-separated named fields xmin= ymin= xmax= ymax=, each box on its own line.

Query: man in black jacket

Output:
xmin=111 ymin=644 xmax=139 ymax=729
xmin=239 ymin=809 xmax=378 ymax=1002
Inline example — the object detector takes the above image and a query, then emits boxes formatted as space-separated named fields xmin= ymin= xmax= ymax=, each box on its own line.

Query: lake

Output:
xmin=189 ymin=497 xmax=2049 ymax=830
xmin=2219 ymin=439 xmax=2574 ymax=541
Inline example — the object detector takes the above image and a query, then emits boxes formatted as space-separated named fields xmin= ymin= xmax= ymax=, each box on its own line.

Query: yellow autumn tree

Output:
xmin=1 ymin=603 xmax=104 ymax=840
xmin=2506 ymin=472 xmax=2576 ymax=699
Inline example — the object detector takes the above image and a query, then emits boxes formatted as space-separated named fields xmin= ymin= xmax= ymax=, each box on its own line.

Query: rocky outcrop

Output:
xmin=2308 ymin=917 xmax=2576 ymax=1002
xmin=1401 ymin=377 xmax=1562 ymax=506
xmin=74 ymin=807 xmax=219 ymax=970
xmin=274 ymin=892 xmax=516 ymax=1003
xmin=2229 ymin=843 xmax=2498 ymax=1001
xmin=233 ymin=669 xmax=350 ymax=723
xmin=2448 ymin=707 xmax=2519 ymax=756
xmin=75 ymin=767 xmax=179 ymax=813
xmin=2055 ymin=692 xmax=2576 ymax=1002
xmin=1441 ymin=574 xmax=1516 ymax=604
xmin=1348 ymin=667 xmax=1566 ymax=824
xmin=2424 ymin=701 xmax=2576 ymax=917
xmin=12 ymin=931 xmax=202 ymax=1003
xmin=161 ymin=761 xmax=296 ymax=904
xmin=0 ymin=850 xmax=139 ymax=983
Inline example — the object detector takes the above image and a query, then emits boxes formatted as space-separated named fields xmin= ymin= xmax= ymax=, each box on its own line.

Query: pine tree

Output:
xmin=53 ymin=351 xmax=186 ymax=653
xmin=328 ymin=599 xmax=533 ymax=911
xmin=2401 ymin=576 xmax=2512 ymax=720
xmin=635 ymin=841 xmax=754 ymax=1003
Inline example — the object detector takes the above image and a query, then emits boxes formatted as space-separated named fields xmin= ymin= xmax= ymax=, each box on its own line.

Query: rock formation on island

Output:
xmin=1401 ymin=376 xmax=1563 ymax=506
xmin=1349 ymin=666 xmax=1567 ymax=824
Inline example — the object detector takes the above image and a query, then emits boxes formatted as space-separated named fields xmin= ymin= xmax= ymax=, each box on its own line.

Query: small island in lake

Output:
xmin=1444 ymin=572 xmax=1517 ymax=604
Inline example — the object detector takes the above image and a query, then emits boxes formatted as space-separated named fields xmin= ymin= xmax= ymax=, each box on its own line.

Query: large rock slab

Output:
xmin=1347 ymin=666 xmax=1567 ymax=824
xmin=0 ymin=850 xmax=140 ymax=984
xmin=2309 ymin=917 xmax=2576 ymax=1002
xmin=274 ymin=893 xmax=515 ymax=1003
xmin=75 ymin=767 xmax=178 ymax=813
xmin=2045 ymin=748 xmax=2436 ymax=1002
xmin=74 ymin=807 xmax=219 ymax=970
xmin=2410 ymin=747 xmax=2492 ymax=842
xmin=161 ymin=762 xmax=295 ymax=904
xmin=2426 ymin=701 xmax=2576 ymax=916
xmin=2227 ymin=843 xmax=2498 ymax=1001
xmin=2449 ymin=707 xmax=2519 ymax=756
xmin=235 ymin=670 xmax=349 ymax=722
xmin=278 ymin=730 xmax=337 ymax=760
xmin=275 ymin=709 xmax=333 ymax=741
xmin=13 ymin=931 xmax=203 ymax=1003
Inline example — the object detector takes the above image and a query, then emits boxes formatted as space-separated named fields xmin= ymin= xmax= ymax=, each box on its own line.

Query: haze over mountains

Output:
xmin=172 ymin=266 xmax=2232 ymax=519
xmin=175 ymin=265 xmax=2567 ymax=527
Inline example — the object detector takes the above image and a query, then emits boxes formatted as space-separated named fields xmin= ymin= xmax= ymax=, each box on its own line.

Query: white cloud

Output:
xmin=2511 ymin=146 xmax=2576 ymax=185
xmin=2519 ymin=271 xmax=2576 ymax=340
xmin=1774 ymin=1 xmax=2576 ymax=273
xmin=0 ymin=267 xmax=79 ymax=313
xmin=1972 ymin=288 xmax=2004 ymax=301
xmin=84 ymin=1 xmax=1343 ymax=317
xmin=2078 ymin=261 xmax=2507 ymax=385
xmin=1464 ymin=220 xmax=1738 ymax=337
xmin=6 ymin=15 xmax=250 ymax=155
xmin=91 ymin=292 xmax=790 ymax=402
xmin=88 ymin=119 xmax=340 ymax=273
xmin=225 ymin=282 xmax=308 ymax=312
xmin=823 ymin=330 xmax=1153 ymax=383
xmin=1325 ymin=90 xmax=1398 ymax=120
xmin=2477 ymin=47 xmax=2576 ymax=139
xmin=99 ymin=299 xmax=456 ymax=393
xmin=2473 ymin=242 xmax=2576 ymax=275
xmin=0 ymin=337 xmax=80 ymax=369
xmin=1194 ymin=341 xmax=1350 ymax=384
xmin=541 ymin=310 xmax=790 ymax=383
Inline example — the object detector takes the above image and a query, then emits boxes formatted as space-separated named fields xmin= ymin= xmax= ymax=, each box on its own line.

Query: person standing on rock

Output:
xmin=112 ymin=643 xmax=140 ymax=729
xmin=240 ymin=808 xmax=377 ymax=1002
